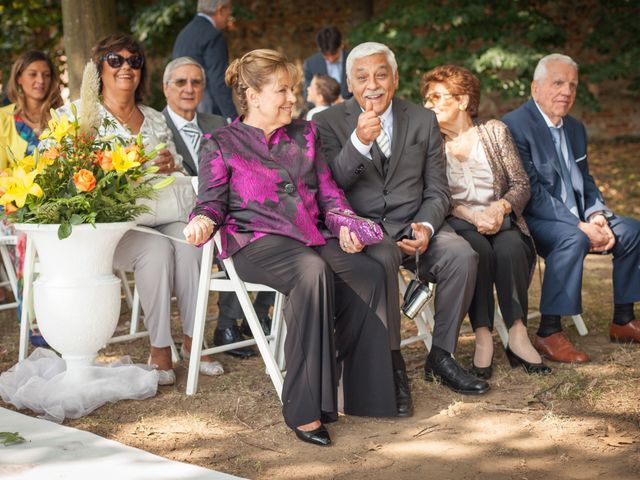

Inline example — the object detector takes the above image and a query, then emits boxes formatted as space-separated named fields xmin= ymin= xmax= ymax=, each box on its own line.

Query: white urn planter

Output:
xmin=15 ymin=222 xmax=134 ymax=373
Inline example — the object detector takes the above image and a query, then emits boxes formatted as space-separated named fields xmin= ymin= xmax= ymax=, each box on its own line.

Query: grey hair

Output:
xmin=197 ymin=0 xmax=230 ymax=14
xmin=346 ymin=42 xmax=398 ymax=80
xmin=533 ymin=53 xmax=578 ymax=81
xmin=163 ymin=57 xmax=206 ymax=86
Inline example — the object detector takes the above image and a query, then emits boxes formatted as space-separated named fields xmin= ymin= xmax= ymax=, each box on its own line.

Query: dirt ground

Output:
xmin=1 ymin=140 xmax=639 ymax=479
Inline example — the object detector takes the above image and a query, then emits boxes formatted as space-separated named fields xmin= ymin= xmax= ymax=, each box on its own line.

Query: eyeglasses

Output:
xmin=103 ymin=53 xmax=144 ymax=70
xmin=424 ymin=92 xmax=457 ymax=105
xmin=168 ymin=78 xmax=203 ymax=88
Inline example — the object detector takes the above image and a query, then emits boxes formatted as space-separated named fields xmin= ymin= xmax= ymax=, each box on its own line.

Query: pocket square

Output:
xmin=575 ymin=154 xmax=586 ymax=163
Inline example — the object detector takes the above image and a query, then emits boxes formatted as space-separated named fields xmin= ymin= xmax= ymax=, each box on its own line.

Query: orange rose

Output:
xmin=97 ymin=150 xmax=113 ymax=172
xmin=73 ymin=169 xmax=96 ymax=192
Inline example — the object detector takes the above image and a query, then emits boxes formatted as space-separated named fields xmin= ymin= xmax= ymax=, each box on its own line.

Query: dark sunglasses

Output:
xmin=103 ymin=53 xmax=144 ymax=70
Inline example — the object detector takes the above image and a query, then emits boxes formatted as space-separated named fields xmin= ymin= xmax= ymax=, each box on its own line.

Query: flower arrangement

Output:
xmin=0 ymin=62 xmax=172 ymax=239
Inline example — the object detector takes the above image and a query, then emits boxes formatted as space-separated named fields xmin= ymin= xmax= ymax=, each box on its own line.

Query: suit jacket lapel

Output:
xmin=345 ymin=99 xmax=384 ymax=177
xmin=528 ymin=103 xmax=563 ymax=181
xmin=385 ymin=101 xmax=408 ymax=183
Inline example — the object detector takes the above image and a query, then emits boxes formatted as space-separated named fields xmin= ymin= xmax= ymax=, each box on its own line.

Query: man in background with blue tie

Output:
xmin=504 ymin=54 xmax=640 ymax=363
xmin=163 ymin=57 xmax=270 ymax=357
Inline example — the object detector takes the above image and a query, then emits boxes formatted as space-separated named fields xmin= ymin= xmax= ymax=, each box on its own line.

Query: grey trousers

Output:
xmin=232 ymin=235 xmax=397 ymax=429
xmin=365 ymin=224 xmax=478 ymax=353
xmin=113 ymin=221 xmax=202 ymax=348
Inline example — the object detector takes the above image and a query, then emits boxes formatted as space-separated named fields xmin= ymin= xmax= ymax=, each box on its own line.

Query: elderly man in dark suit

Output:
xmin=303 ymin=26 xmax=351 ymax=102
xmin=163 ymin=57 xmax=270 ymax=357
xmin=173 ymin=0 xmax=237 ymax=121
xmin=315 ymin=42 xmax=487 ymax=414
xmin=503 ymin=54 xmax=640 ymax=363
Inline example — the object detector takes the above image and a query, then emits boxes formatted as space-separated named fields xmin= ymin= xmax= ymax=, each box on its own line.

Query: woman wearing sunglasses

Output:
xmin=421 ymin=65 xmax=551 ymax=379
xmin=55 ymin=33 xmax=219 ymax=385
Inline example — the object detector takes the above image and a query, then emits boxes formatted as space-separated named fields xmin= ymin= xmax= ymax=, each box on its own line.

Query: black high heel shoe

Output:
xmin=505 ymin=347 xmax=552 ymax=375
xmin=293 ymin=424 xmax=332 ymax=446
xmin=470 ymin=362 xmax=493 ymax=380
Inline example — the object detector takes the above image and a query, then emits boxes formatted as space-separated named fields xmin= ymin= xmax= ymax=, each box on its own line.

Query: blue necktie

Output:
xmin=549 ymin=127 xmax=579 ymax=217
xmin=182 ymin=122 xmax=202 ymax=156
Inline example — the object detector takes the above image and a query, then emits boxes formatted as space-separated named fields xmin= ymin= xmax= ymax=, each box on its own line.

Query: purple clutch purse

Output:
xmin=325 ymin=209 xmax=384 ymax=245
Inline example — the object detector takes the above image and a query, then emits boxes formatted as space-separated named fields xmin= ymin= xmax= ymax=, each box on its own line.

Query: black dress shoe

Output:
xmin=213 ymin=325 xmax=257 ymax=358
xmin=293 ymin=424 xmax=331 ymax=446
xmin=394 ymin=369 xmax=414 ymax=417
xmin=241 ymin=315 xmax=272 ymax=337
xmin=425 ymin=354 xmax=490 ymax=395
xmin=505 ymin=347 xmax=552 ymax=375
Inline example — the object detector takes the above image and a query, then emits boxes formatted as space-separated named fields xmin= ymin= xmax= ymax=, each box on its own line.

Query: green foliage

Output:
xmin=0 ymin=0 xmax=63 ymax=90
xmin=582 ymin=0 xmax=640 ymax=92
xmin=347 ymin=0 xmax=605 ymax=107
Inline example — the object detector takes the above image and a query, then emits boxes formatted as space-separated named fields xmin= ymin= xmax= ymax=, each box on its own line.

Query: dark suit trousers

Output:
xmin=529 ymin=214 xmax=640 ymax=317
xmin=232 ymin=235 xmax=396 ymax=429
xmin=365 ymin=224 xmax=478 ymax=353
xmin=450 ymin=224 xmax=535 ymax=330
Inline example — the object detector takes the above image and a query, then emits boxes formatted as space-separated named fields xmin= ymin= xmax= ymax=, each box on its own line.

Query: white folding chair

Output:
xmin=398 ymin=269 xmax=434 ymax=350
xmin=186 ymin=231 xmax=286 ymax=398
xmin=0 ymin=235 xmax=20 ymax=313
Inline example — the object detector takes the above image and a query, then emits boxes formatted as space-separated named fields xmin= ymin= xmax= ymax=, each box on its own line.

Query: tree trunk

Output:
xmin=61 ymin=0 xmax=117 ymax=99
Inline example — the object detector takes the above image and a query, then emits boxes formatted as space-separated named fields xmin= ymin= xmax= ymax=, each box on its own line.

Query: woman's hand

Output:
xmin=153 ymin=148 xmax=177 ymax=174
xmin=183 ymin=215 xmax=215 ymax=245
xmin=339 ymin=226 xmax=364 ymax=253
xmin=476 ymin=204 xmax=504 ymax=235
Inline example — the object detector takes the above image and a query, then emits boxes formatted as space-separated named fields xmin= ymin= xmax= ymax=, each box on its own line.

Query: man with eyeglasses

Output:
xmin=316 ymin=42 xmax=485 ymax=414
xmin=503 ymin=54 xmax=640 ymax=362
xmin=173 ymin=0 xmax=237 ymax=122
xmin=162 ymin=57 xmax=224 ymax=176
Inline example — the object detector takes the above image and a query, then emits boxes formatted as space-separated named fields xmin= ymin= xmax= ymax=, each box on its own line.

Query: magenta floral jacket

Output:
xmin=191 ymin=118 xmax=352 ymax=258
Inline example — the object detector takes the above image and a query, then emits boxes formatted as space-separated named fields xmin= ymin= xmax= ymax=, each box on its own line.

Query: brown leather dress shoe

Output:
xmin=610 ymin=319 xmax=640 ymax=343
xmin=533 ymin=332 xmax=589 ymax=363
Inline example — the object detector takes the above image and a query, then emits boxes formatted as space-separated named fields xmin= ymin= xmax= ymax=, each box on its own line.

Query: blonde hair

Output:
xmin=7 ymin=51 xmax=63 ymax=130
xmin=225 ymin=49 xmax=299 ymax=114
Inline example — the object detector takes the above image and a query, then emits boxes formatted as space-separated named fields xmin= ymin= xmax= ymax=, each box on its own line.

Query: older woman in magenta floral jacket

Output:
xmin=185 ymin=49 xmax=396 ymax=447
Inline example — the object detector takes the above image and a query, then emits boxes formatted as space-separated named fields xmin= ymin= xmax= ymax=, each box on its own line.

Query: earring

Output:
xmin=17 ymin=85 xmax=24 ymax=96
xmin=459 ymin=104 xmax=466 ymax=111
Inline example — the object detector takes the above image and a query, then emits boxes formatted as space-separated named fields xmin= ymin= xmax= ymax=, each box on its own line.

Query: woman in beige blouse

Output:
xmin=421 ymin=65 xmax=550 ymax=379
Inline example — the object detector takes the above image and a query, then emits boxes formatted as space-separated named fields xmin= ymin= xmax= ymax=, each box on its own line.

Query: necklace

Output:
xmin=103 ymin=102 xmax=137 ymax=126
xmin=20 ymin=108 xmax=43 ymax=132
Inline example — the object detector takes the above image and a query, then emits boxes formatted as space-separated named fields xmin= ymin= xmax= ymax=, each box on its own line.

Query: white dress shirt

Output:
xmin=167 ymin=106 xmax=201 ymax=171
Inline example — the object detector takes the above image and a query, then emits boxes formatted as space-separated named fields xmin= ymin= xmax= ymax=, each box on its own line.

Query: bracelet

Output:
xmin=193 ymin=214 xmax=216 ymax=229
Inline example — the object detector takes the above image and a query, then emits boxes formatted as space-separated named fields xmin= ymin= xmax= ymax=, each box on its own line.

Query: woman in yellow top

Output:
xmin=0 ymin=50 xmax=62 ymax=347
xmin=0 ymin=50 xmax=63 ymax=168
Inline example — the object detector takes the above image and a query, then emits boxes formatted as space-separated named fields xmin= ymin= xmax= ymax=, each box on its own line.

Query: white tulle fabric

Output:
xmin=0 ymin=348 xmax=159 ymax=423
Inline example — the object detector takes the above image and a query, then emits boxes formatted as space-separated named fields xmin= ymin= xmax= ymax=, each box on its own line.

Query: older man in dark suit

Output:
xmin=173 ymin=0 xmax=237 ymax=121
xmin=503 ymin=54 xmax=640 ymax=363
xmin=315 ymin=42 xmax=487 ymax=414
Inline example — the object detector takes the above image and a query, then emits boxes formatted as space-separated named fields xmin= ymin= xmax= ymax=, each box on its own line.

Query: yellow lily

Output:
xmin=0 ymin=167 xmax=43 ymax=208
xmin=111 ymin=143 xmax=141 ymax=173
xmin=40 ymin=113 xmax=76 ymax=143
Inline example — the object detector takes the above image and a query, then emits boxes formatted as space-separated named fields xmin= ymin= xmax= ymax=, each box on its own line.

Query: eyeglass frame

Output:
xmin=102 ymin=52 xmax=145 ymax=70
xmin=423 ymin=92 xmax=459 ymax=106
xmin=167 ymin=78 xmax=204 ymax=88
